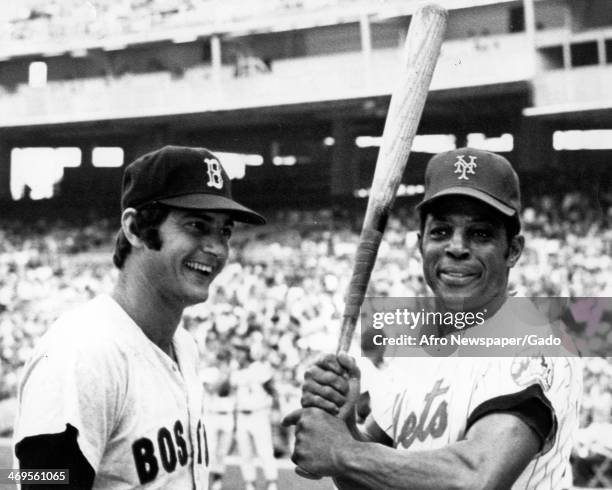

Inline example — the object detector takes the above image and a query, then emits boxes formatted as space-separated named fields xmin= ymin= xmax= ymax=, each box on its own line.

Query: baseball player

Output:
xmin=231 ymin=344 xmax=279 ymax=490
xmin=200 ymin=349 xmax=236 ymax=490
xmin=13 ymin=146 xmax=265 ymax=489
xmin=284 ymin=148 xmax=582 ymax=489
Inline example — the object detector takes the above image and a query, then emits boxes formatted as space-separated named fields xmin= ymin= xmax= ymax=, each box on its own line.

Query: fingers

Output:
xmin=301 ymin=353 xmax=359 ymax=414
xmin=306 ymin=365 xmax=350 ymax=394
xmin=281 ymin=408 xmax=302 ymax=427
xmin=295 ymin=467 xmax=322 ymax=480
xmin=303 ymin=369 xmax=349 ymax=413
xmin=291 ymin=410 xmax=323 ymax=480
xmin=314 ymin=353 xmax=346 ymax=376
xmin=301 ymin=392 xmax=340 ymax=415
xmin=337 ymin=351 xmax=360 ymax=379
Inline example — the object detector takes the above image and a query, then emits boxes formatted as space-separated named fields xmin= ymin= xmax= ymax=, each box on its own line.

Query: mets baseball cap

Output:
xmin=417 ymin=147 xmax=521 ymax=228
xmin=121 ymin=145 xmax=265 ymax=225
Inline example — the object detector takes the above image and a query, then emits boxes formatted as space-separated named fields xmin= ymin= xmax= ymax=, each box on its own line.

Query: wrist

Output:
xmin=332 ymin=435 xmax=361 ymax=474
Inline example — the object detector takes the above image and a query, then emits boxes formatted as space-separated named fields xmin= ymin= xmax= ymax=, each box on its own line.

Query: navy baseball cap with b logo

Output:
xmin=417 ymin=147 xmax=521 ymax=228
xmin=121 ymin=145 xmax=265 ymax=224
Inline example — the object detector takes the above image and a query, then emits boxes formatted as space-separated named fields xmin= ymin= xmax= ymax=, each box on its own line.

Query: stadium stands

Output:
xmin=1 ymin=195 xmax=611 ymax=462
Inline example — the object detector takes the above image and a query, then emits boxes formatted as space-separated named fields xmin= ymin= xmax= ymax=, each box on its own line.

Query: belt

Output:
xmin=237 ymin=408 xmax=268 ymax=414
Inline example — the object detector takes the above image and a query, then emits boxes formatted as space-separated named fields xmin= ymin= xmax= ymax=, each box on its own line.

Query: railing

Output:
xmin=535 ymin=26 xmax=612 ymax=48
xmin=0 ymin=0 xmax=510 ymax=58
xmin=532 ymin=65 xmax=612 ymax=107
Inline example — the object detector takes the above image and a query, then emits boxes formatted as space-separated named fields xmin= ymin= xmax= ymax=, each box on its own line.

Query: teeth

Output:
xmin=443 ymin=271 xmax=473 ymax=277
xmin=185 ymin=261 xmax=213 ymax=274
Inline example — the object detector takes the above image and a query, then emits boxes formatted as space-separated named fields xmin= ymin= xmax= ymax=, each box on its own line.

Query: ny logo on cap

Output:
xmin=453 ymin=155 xmax=477 ymax=180
xmin=205 ymin=158 xmax=224 ymax=189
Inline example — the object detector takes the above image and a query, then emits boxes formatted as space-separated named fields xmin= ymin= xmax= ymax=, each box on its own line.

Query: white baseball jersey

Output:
xmin=13 ymin=295 xmax=209 ymax=489
xmin=232 ymin=360 xmax=278 ymax=483
xmin=371 ymin=299 xmax=583 ymax=489
xmin=233 ymin=361 xmax=273 ymax=412
xmin=200 ymin=365 xmax=235 ymax=475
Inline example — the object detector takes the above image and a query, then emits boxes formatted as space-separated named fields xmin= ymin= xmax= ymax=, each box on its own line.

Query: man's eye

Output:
xmin=429 ymin=227 xmax=449 ymax=238
xmin=471 ymin=229 xmax=493 ymax=240
xmin=186 ymin=221 xmax=206 ymax=232
xmin=221 ymin=227 xmax=233 ymax=239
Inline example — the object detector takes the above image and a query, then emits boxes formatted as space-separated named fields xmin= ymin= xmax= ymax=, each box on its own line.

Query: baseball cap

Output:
xmin=121 ymin=145 xmax=265 ymax=225
xmin=417 ymin=147 xmax=521 ymax=226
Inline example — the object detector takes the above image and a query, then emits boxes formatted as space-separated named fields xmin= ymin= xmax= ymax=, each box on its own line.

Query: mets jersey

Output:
xmin=13 ymin=295 xmax=209 ymax=489
xmin=371 ymin=300 xmax=583 ymax=489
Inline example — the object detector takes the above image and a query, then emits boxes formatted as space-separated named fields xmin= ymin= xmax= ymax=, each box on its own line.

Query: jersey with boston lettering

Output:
xmin=13 ymin=295 xmax=209 ymax=490
xmin=371 ymin=299 xmax=583 ymax=489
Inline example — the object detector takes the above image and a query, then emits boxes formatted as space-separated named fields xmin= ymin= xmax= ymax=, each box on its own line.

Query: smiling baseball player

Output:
xmin=284 ymin=148 xmax=583 ymax=489
xmin=13 ymin=146 xmax=265 ymax=489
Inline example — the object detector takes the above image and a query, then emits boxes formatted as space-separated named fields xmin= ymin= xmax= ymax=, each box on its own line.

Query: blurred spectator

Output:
xmin=1 ymin=189 xmax=611 ymax=487
xmin=2 ymin=0 xmax=353 ymax=45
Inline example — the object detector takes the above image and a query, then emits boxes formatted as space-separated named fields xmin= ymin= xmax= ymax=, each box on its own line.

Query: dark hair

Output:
xmin=112 ymin=204 xmax=172 ymax=269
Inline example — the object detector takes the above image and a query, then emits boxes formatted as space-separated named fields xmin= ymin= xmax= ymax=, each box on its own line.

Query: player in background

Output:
xmin=200 ymin=348 xmax=236 ymax=490
xmin=232 ymin=343 xmax=279 ymax=490
xmin=13 ymin=146 xmax=265 ymax=489
xmin=284 ymin=148 xmax=582 ymax=489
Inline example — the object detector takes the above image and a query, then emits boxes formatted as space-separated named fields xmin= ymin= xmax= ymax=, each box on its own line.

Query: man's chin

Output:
xmin=434 ymin=288 xmax=481 ymax=311
xmin=183 ymin=287 xmax=210 ymax=306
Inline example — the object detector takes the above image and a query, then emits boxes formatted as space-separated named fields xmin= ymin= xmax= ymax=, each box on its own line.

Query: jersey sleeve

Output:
xmin=13 ymin=321 xmax=126 ymax=472
xmin=466 ymin=356 xmax=582 ymax=454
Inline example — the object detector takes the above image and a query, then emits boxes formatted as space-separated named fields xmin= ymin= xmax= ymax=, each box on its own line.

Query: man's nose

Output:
xmin=202 ymin=234 xmax=228 ymax=261
xmin=445 ymin=229 xmax=469 ymax=259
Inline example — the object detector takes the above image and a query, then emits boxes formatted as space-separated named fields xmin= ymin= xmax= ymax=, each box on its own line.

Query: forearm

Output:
xmin=334 ymin=439 xmax=479 ymax=490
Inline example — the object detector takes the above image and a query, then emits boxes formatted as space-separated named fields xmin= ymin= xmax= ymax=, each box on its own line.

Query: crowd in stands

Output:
xmin=0 ymin=191 xmax=611 ymax=482
xmin=2 ymin=0 xmax=363 ymax=44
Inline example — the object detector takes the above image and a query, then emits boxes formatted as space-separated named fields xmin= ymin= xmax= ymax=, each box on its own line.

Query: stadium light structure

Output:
xmin=214 ymin=152 xmax=264 ymax=179
xmin=356 ymin=134 xmax=456 ymax=153
xmin=553 ymin=130 xmax=612 ymax=151
xmin=467 ymin=133 xmax=514 ymax=152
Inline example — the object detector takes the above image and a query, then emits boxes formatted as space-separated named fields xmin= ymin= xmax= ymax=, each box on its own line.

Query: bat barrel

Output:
xmin=336 ymin=3 xmax=448 ymax=354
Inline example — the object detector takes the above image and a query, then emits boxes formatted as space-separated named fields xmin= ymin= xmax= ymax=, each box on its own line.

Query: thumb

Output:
xmin=337 ymin=351 xmax=361 ymax=380
xmin=281 ymin=408 xmax=302 ymax=427
xmin=295 ymin=467 xmax=322 ymax=480
xmin=336 ymin=352 xmax=361 ymax=422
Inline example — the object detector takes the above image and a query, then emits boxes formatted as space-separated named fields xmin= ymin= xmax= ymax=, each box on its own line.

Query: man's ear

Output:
xmin=121 ymin=208 xmax=144 ymax=248
xmin=507 ymin=234 xmax=524 ymax=268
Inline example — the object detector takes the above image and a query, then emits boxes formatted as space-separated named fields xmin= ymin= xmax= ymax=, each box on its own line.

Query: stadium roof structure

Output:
xmin=524 ymin=101 xmax=612 ymax=127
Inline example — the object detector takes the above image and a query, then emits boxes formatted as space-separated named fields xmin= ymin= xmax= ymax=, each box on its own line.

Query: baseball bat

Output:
xmin=293 ymin=4 xmax=447 ymax=481
xmin=337 ymin=3 xmax=448 ymax=354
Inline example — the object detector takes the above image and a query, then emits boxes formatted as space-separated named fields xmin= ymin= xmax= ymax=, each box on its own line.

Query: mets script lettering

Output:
xmin=398 ymin=379 xmax=449 ymax=449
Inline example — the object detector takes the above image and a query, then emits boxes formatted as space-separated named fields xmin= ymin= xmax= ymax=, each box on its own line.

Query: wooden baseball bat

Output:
xmin=337 ymin=3 xmax=448 ymax=354
xmin=293 ymin=5 xmax=447 ymax=481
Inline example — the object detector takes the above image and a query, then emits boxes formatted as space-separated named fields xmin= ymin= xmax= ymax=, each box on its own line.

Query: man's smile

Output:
xmin=438 ymin=267 xmax=480 ymax=286
xmin=184 ymin=260 xmax=214 ymax=276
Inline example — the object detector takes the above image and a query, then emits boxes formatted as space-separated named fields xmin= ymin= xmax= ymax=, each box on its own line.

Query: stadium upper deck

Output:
xmin=0 ymin=0 xmax=610 ymax=129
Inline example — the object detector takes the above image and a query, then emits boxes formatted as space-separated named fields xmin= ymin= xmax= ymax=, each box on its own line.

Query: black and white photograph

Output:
xmin=0 ymin=0 xmax=611 ymax=488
